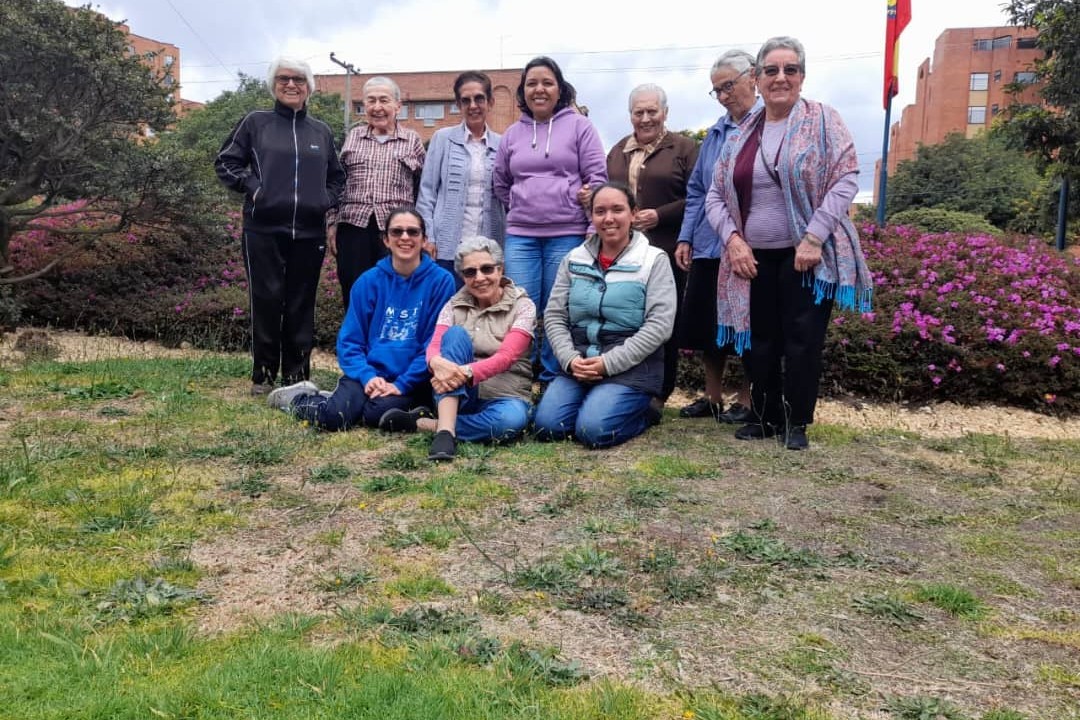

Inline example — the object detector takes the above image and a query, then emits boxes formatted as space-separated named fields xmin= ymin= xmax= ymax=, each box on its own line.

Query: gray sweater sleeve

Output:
xmin=600 ymin=252 xmax=676 ymax=377
xmin=543 ymin=256 xmax=579 ymax=372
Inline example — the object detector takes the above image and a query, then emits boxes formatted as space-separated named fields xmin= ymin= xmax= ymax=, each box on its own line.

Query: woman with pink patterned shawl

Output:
xmin=704 ymin=36 xmax=873 ymax=451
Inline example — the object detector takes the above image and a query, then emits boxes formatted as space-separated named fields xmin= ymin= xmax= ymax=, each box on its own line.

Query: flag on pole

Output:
xmin=883 ymin=0 xmax=912 ymax=108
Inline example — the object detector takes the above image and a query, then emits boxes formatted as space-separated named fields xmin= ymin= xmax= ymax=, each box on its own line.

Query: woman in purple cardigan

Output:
xmin=493 ymin=56 xmax=607 ymax=382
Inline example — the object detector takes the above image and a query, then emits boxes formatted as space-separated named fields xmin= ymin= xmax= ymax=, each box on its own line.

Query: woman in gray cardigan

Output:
xmin=416 ymin=71 xmax=506 ymax=282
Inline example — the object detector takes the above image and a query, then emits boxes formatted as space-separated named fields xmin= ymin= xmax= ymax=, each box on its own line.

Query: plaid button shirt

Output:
xmin=329 ymin=123 xmax=426 ymax=230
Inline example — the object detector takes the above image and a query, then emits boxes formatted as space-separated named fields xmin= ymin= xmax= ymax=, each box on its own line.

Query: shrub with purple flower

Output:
xmin=823 ymin=226 xmax=1080 ymax=415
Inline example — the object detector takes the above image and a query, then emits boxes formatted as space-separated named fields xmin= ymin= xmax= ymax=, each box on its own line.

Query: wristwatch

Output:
xmin=462 ymin=364 xmax=474 ymax=385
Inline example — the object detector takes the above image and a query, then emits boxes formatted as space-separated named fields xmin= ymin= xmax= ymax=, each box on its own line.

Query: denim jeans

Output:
xmin=436 ymin=326 xmax=531 ymax=442
xmin=291 ymin=376 xmax=420 ymax=430
xmin=532 ymin=375 xmax=652 ymax=449
xmin=502 ymin=233 xmax=583 ymax=382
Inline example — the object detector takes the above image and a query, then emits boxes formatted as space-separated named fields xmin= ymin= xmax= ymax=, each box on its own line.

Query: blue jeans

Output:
xmin=291 ymin=376 xmax=421 ymax=430
xmin=532 ymin=375 xmax=652 ymax=449
xmin=503 ymin=233 xmax=583 ymax=382
xmin=436 ymin=326 xmax=531 ymax=442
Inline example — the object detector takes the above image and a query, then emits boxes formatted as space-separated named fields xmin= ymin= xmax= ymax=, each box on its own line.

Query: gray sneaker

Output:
xmin=267 ymin=381 xmax=319 ymax=410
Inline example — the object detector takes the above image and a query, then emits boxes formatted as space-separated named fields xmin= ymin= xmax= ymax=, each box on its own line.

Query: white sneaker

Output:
xmin=267 ymin=381 xmax=319 ymax=410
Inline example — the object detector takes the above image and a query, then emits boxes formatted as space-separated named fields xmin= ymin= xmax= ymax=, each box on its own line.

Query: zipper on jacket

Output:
xmin=290 ymin=113 xmax=300 ymax=239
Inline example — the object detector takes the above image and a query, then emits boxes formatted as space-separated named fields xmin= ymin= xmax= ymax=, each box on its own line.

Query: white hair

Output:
xmin=364 ymin=76 xmax=401 ymax=101
xmin=628 ymin=83 xmax=668 ymax=112
xmin=267 ymin=56 xmax=315 ymax=94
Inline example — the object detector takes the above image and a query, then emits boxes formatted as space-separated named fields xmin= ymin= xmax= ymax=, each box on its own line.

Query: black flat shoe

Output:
xmin=734 ymin=422 xmax=779 ymax=441
xmin=428 ymin=430 xmax=457 ymax=461
xmin=378 ymin=406 xmax=432 ymax=433
xmin=679 ymin=397 xmax=722 ymax=419
xmin=718 ymin=402 xmax=753 ymax=424
xmin=785 ymin=424 xmax=809 ymax=451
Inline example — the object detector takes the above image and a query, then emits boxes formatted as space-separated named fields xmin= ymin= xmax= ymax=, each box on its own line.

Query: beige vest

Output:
xmin=449 ymin=280 xmax=534 ymax=401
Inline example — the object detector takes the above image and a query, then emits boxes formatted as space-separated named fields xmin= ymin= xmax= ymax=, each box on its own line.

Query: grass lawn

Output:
xmin=0 ymin=350 xmax=1076 ymax=719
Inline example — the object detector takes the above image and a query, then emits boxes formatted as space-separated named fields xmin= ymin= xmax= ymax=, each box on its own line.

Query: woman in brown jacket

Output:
xmin=605 ymin=83 xmax=699 ymax=403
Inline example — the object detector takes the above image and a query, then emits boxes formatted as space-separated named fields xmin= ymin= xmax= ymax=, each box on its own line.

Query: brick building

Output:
xmin=315 ymin=69 xmax=523 ymax=143
xmin=885 ymin=26 xmax=1043 ymax=175
xmin=119 ymin=24 xmax=182 ymax=114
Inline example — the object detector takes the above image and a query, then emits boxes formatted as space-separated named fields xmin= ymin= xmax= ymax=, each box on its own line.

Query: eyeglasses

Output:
xmin=458 ymin=94 xmax=488 ymax=106
xmin=709 ymin=68 xmax=750 ymax=99
xmin=388 ymin=227 xmax=422 ymax=238
xmin=461 ymin=264 xmax=498 ymax=279
xmin=274 ymin=75 xmax=308 ymax=86
xmin=761 ymin=64 xmax=803 ymax=77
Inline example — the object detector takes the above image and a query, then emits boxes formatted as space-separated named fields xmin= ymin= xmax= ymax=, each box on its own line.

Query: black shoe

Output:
xmin=646 ymin=397 xmax=665 ymax=426
xmin=250 ymin=382 xmax=274 ymax=397
xmin=718 ymin=402 xmax=754 ymax=424
xmin=679 ymin=397 xmax=722 ymax=419
xmin=785 ymin=424 xmax=809 ymax=451
xmin=428 ymin=430 xmax=457 ymax=461
xmin=378 ymin=406 xmax=432 ymax=433
xmin=734 ymin=422 xmax=779 ymax=441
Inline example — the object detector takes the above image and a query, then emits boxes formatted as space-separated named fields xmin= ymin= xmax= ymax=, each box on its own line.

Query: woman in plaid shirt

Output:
xmin=328 ymin=76 xmax=426 ymax=311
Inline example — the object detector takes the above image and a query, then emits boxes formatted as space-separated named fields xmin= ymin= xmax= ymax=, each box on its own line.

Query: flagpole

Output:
xmin=876 ymin=94 xmax=893 ymax=228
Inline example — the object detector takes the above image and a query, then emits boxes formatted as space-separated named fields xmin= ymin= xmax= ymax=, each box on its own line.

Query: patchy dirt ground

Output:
xmin=4 ymin=326 xmax=1077 ymax=441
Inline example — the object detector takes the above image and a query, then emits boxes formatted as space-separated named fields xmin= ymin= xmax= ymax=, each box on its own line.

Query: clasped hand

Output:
xmin=364 ymin=376 xmax=401 ymax=398
xmin=569 ymin=356 xmax=605 ymax=383
xmin=429 ymin=356 xmax=468 ymax=395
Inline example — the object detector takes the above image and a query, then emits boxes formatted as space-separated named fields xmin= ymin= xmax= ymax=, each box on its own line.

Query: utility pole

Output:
xmin=329 ymin=52 xmax=359 ymax=133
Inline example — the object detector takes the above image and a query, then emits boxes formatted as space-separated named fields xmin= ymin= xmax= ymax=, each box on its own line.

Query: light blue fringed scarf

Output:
xmin=713 ymin=98 xmax=874 ymax=354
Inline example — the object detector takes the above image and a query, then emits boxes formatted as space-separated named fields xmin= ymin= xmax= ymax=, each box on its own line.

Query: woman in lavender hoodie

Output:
xmin=493 ymin=56 xmax=607 ymax=382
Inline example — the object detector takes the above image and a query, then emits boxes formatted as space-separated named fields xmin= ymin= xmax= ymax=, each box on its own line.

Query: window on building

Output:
xmin=353 ymin=102 xmax=365 ymax=116
xmin=1017 ymin=36 xmax=1038 ymax=49
xmin=414 ymin=102 xmax=445 ymax=127
xmin=166 ymin=93 xmax=174 ymax=104
xmin=397 ymin=104 xmax=409 ymax=120
xmin=967 ymin=106 xmax=987 ymax=124
xmin=163 ymin=55 xmax=175 ymax=67
xmin=993 ymin=35 xmax=1012 ymax=49
xmin=1014 ymin=71 xmax=1037 ymax=85
xmin=969 ymin=73 xmax=989 ymax=91
xmin=163 ymin=75 xmax=175 ymax=87
xmin=973 ymin=38 xmax=993 ymax=51
xmin=449 ymin=103 xmax=460 ymax=115
xmin=993 ymin=69 xmax=1002 ymax=83
xmin=991 ymin=104 xmax=1000 ymax=117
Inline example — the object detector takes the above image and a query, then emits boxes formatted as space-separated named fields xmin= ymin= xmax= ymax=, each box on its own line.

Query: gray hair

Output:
xmin=628 ymin=83 xmax=668 ymax=112
xmin=755 ymin=36 xmax=806 ymax=75
xmin=454 ymin=236 xmax=504 ymax=275
xmin=364 ymin=76 xmax=401 ymax=101
xmin=267 ymin=56 xmax=315 ymax=94
xmin=711 ymin=49 xmax=756 ymax=76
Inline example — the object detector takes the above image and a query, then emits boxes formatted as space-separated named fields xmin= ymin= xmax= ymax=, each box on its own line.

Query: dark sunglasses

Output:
xmin=388 ymin=227 xmax=422 ymax=238
xmin=461 ymin=263 xmax=498 ymax=279
xmin=761 ymin=64 xmax=802 ymax=77
xmin=274 ymin=75 xmax=308 ymax=86
xmin=457 ymin=94 xmax=489 ymax=106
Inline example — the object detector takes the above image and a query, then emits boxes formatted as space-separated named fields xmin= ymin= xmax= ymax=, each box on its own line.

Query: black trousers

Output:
xmin=743 ymin=247 xmax=833 ymax=427
xmin=336 ymin=216 xmax=386 ymax=313
xmin=660 ymin=247 xmax=688 ymax=401
xmin=242 ymin=229 xmax=327 ymax=386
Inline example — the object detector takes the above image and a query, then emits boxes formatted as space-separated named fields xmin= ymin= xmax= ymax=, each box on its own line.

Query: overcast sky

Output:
xmin=76 ymin=0 xmax=1017 ymax=197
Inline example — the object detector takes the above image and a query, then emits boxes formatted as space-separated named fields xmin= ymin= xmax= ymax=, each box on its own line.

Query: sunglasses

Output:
xmin=274 ymin=75 xmax=308 ymax=86
xmin=461 ymin=264 xmax=498 ymax=279
xmin=458 ymin=94 xmax=488 ymax=106
xmin=709 ymin=68 xmax=750 ymax=99
xmin=388 ymin=227 xmax=422 ymax=238
xmin=761 ymin=64 xmax=802 ymax=77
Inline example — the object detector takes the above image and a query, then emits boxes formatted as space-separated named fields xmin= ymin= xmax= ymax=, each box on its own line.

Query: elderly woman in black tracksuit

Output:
xmin=215 ymin=56 xmax=346 ymax=395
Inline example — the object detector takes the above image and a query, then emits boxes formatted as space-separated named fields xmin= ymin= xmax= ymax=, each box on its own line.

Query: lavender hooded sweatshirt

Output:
xmin=493 ymin=107 xmax=607 ymax=237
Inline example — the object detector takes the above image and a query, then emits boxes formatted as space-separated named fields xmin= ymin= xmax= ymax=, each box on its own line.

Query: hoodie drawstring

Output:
xmin=531 ymin=117 xmax=552 ymax=158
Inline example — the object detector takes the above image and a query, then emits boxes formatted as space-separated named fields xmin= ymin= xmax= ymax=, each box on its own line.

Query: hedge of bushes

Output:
xmin=9 ymin=212 xmax=1080 ymax=415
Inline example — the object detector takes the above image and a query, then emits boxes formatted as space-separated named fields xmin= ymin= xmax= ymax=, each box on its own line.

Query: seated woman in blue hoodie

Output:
xmin=268 ymin=206 xmax=456 ymax=429
xmin=533 ymin=182 xmax=676 ymax=448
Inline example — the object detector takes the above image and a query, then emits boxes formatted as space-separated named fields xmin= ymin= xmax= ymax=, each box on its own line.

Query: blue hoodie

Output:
xmin=337 ymin=255 xmax=455 ymax=394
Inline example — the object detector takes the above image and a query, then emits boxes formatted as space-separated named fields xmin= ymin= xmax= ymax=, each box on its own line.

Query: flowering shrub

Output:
xmin=823 ymin=226 xmax=1080 ymax=415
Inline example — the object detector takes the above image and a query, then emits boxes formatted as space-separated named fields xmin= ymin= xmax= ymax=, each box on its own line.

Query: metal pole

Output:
xmin=876 ymin=95 xmax=893 ymax=228
xmin=1056 ymin=176 xmax=1069 ymax=252
xmin=329 ymin=52 xmax=359 ymax=132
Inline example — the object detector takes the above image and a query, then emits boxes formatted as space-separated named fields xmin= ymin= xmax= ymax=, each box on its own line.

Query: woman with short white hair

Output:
xmin=328 ymin=75 xmax=426 ymax=310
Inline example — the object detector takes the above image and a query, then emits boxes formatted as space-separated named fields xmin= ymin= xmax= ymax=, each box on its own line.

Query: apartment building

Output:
xmin=119 ymin=23 xmax=182 ymax=113
xmin=315 ymin=69 xmax=523 ymax=142
xmin=885 ymin=26 xmax=1043 ymax=175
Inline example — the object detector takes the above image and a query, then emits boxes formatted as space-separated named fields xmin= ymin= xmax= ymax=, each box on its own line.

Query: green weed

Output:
xmin=913 ymin=583 xmax=988 ymax=619
xmin=884 ymin=694 xmax=969 ymax=719
xmin=308 ymin=463 xmax=351 ymax=484
xmin=853 ymin=594 xmax=925 ymax=627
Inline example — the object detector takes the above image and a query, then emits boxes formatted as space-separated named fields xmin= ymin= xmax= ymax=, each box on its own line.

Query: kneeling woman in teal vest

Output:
xmin=533 ymin=182 xmax=676 ymax=448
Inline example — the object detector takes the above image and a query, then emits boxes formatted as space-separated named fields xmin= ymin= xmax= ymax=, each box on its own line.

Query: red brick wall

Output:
xmin=119 ymin=24 xmax=182 ymax=114
xmin=315 ymin=68 xmax=523 ymax=143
